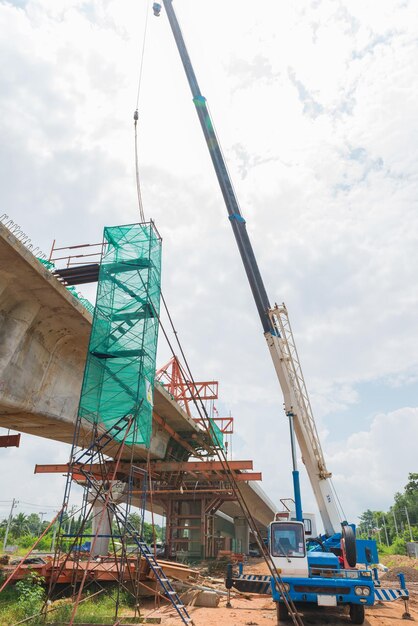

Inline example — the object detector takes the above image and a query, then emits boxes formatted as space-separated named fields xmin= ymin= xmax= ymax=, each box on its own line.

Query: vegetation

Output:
xmin=0 ymin=583 xmax=136 ymax=625
xmin=358 ymin=473 xmax=418 ymax=554
xmin=0 ymin=508 xmax=162 ymax=624
xmin=0 ymin=510 xmax=163 ymax=555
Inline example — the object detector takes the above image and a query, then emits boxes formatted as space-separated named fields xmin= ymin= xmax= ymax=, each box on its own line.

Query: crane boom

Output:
xmin=160 ymin=0 xmax=342 ymax=536
xmin=162 ymin=0 xmax=273 ymax=335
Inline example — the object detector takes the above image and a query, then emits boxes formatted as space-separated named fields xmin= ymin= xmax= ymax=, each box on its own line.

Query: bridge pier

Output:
xmin=234 ymin=516 xmax=250 ymax=554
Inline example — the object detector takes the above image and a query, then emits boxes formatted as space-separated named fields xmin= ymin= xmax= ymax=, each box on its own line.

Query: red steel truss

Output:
xmin=155 ymin=356 xmax=218 ymax=417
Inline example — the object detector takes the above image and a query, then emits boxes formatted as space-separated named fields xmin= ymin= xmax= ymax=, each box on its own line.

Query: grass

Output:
xmin=0 ymin=585 xmax=138 ymax=625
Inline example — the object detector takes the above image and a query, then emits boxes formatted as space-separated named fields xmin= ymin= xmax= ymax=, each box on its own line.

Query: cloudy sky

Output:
xmin=1 ymin=0 xmax=418 ymax=530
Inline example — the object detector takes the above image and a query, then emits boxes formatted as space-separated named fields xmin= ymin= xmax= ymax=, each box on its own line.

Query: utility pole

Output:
xmin=405 ymin=507 xmax=414 ymax=542
xmin=3 ymin=499 xmax=18 ymax=552
xmin=39 ymin=512 xmax=48 ymax=534
xmin=51 ymin=513 xmax=59 ymax=553
xmin=67 ymin=504 xmax=77 ymax=536
xmin=392 ymin=510 xmax=399 ymax=536
xmin=381 ymin=515 xmax=390 ymax=546
xmin=374 ymin=515 xmax=382 ymax=544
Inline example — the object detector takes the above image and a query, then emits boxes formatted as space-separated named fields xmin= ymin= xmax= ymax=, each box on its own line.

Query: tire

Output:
xmin=342 ymin=525 xmax=357 ymax=568
xmin=276 ymin=601 xmax=290 ymax=623
xmin=349 ymin=603 xmax=365 ymax=624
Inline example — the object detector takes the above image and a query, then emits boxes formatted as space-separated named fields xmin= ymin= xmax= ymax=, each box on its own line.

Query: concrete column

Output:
xmin=234 ymin=516 xmax=250 ymax=554
xmin=91 ymin=501 xmax=113 ymax=557
xmin=88 ymin=481 xmax=126 ymax=557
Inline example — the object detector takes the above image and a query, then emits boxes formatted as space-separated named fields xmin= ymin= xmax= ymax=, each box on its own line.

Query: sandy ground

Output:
xmin=141 ymin=555 xmax=418 ymax=626
xmin=143 ymin=594 xmax=417 ymax=626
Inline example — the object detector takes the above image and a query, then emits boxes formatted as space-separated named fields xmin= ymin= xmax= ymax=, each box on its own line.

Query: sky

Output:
xmin=0 ymin=0 xmax=418 ymax=530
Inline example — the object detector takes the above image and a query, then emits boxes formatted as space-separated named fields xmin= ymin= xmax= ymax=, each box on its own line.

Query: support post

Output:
xmin=405 ymin=507 xmax=413 ymax=542
xmin=393 ymin=510 xmax=399 ymax=536
xmin=234 ymin=516 xmax=250 ymax=554
xmin=288 ymin=412 xmax=303 ymax=522
xmin=382 ymin=514 xmax=390 ymax=546
xmin=3 ymin=498 xmax=17 ymax=553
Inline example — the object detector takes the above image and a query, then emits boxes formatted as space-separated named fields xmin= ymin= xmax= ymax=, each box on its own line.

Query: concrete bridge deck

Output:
xmin=0 ymin=222 xmax=277 ymax=529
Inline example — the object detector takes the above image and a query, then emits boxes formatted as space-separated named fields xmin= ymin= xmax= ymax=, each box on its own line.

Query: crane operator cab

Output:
xmin=269 ymin=520 xmax=309 ymax=578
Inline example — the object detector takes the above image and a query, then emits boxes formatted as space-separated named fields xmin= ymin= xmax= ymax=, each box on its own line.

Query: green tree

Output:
xmin=11 ymin=513 xmax=28 ymax=538
xmin=405 ymin=473 xmax=418 ymax=497
xmin=358 ymin=472 xmax=418 ymax=552
xmin=358 ymin=509 xmax=377 ymax=537
xmin=26 ymin=513 xmax=42 ymax=535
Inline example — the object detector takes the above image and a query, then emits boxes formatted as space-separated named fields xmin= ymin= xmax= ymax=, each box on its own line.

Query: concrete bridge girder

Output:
xmin=0 ymin=223 xmax=277 ymax=533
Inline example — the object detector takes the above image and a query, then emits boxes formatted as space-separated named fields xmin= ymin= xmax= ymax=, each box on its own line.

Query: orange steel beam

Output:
xmin=193 ymin=417 xmax=234 ymax=434
xmin=34 ymin=459 xmax=254 ymax=474
xmin=222 ymin=472 xmax=261 ymax=481
xmin=34 ymin=461 xmax=259 ymax=479
xmin=152 ymin=411 xmax=198 ymax=455
xmin=0 ymin=434 xmax=21 ymax=448
xmin=139 ymin=489 xmax=235 ymax=495
xmin=153 ymin=460 xmax=253 ymax=471
xmin=155 ymin=356 xmax=219 ymax=416
xmin=175 ymin=381 xmax=218 ymax=401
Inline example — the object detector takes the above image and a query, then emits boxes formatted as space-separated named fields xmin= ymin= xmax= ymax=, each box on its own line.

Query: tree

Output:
xmin=358 ymin=510 xmax=376 ymax=537
xmin=405 ymin=473 xmax=418 ymax=497
xmin=358 ymin=472 xmax=418 ymax=551
xmin=11 ymin=513 xmax=28 ymax=538
xmin=26 ymin=513 xmax=41 ymax=535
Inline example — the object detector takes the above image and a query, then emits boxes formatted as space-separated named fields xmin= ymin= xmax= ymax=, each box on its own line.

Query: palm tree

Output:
xmin=11 ymin=513 xmax=28 ymax=538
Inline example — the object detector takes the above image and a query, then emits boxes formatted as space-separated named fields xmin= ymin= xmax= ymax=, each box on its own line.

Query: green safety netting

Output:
xmin=209 ymin=418 xmax=224 ymax=449
xmin=78 ymin=223 xmax=162 ymax=447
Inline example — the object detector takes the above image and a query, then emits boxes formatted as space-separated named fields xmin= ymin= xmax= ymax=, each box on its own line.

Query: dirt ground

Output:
xmin=143 ymin=594 xmax=418 ymax=626
xmin=141 ymin=555 xmax=418 ymax=626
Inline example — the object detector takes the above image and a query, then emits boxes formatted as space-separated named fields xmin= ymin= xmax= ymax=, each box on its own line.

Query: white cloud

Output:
xmin=327 ymin=407 xmax=418 ymax=521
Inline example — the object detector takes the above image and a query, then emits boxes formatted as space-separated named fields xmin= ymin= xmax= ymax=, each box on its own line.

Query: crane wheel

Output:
xmin=349 ymin=603 xmax=365 ymax=624
xmin=342 ymin=525 xmax=357 ymax=568
xmin=276 ymin=601 xmax=290 ymax=623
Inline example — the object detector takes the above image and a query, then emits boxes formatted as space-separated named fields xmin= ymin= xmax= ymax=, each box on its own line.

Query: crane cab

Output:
xmin=269 ymin=520 xmax=309 ymax=578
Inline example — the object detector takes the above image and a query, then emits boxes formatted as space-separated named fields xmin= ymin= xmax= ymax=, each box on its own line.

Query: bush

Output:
xmin=389 ymin=536 xmax=407 ymax=555
xmin=17 ymin=534 xmax=37 ymax=549
xmin=15 ymin=572 xmax=45 ymax=624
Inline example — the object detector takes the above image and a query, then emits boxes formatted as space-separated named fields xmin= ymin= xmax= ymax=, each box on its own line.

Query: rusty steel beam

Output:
xmin=149 ymin=460 xmax=253 ymax=472
xmin=224 ymin=472 xmax=261 ymax=481
xmin=152 ymin=411 xmax=198 ymax=455
xmin=140 ymin=489 xmax=235 ymax=495
xmin=0 ymin=434 xmax=21 ymax=448
xmin=34 ymin=459 xmax=257 ymax=477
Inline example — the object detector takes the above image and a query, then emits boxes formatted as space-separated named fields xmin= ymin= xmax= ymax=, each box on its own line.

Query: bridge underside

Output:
xmin=0 ymin=223 xmax=277 ymax=553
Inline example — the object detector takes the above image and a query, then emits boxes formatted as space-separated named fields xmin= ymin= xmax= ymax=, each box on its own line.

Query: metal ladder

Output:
xmin=79 ymin=461 xmax=194 ymax=626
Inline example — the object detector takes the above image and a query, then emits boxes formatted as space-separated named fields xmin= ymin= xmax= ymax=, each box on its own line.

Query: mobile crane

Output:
xmin=152 ymin=2 xmax=410 ymax=623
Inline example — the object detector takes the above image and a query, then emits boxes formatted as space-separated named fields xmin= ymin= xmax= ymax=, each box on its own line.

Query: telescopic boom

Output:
xmin=158 ymin=0 xmax=342 ymax=537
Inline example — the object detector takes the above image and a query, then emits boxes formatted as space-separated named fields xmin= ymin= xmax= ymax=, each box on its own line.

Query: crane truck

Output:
xmin=152 ymin=2 xmax=410 ymax=623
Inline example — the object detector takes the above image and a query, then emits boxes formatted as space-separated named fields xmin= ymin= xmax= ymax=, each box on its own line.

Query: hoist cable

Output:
xmin=134 ymin=114 xmax=145 ymax=222
xmin=135 ymin=0 xmax=150 ymax=110
xmin=133 ymin=0 xmax=150 ymax=223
